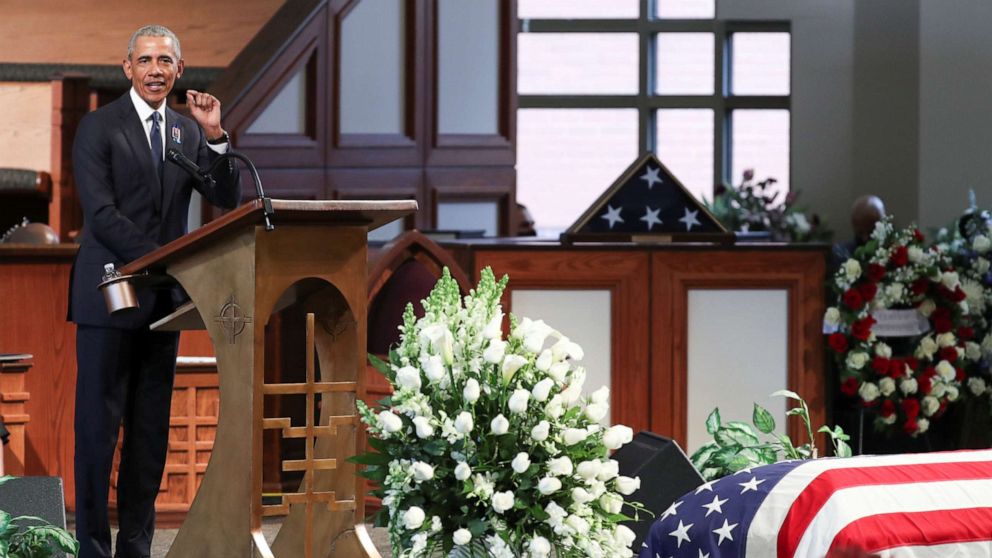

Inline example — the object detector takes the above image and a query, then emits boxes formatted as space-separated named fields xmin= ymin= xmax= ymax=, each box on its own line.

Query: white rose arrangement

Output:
xmin=354 ymin=268 xmax=643 ymax=557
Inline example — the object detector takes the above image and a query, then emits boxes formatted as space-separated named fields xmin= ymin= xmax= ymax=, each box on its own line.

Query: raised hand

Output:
xmin=186 ymin=90 xmax=224 ymax=140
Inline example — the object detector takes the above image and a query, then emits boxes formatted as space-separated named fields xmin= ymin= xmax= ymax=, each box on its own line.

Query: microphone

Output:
xmin=166 ymin=148 xmax=214 ymax=186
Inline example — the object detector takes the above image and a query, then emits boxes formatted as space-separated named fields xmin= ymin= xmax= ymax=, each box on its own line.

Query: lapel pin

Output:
xmin=171 ymin=125 xmax=182 ymax=144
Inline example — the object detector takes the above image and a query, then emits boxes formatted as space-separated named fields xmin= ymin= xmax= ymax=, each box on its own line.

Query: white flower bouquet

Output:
xmin=353 ymin=268 xmax=643 ymax=557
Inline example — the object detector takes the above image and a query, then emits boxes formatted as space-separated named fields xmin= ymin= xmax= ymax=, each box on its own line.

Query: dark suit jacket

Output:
xmin=69 ymin=93 xmax=241 ymax=329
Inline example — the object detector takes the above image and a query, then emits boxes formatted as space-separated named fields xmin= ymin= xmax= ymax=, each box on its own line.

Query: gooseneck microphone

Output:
xmin=166 ymin=146 xmax=275 ymax=231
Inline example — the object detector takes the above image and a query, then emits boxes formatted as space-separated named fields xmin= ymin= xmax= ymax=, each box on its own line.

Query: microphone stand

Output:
xmin=205 ymin=151 xmax=275 ymax=231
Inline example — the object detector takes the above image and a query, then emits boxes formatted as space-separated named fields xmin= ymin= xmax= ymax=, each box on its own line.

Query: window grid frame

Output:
xmin=518 ymin=1 xmax=791 ymax=193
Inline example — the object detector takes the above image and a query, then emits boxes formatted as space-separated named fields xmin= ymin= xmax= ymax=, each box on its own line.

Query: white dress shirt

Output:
xmin=129 ymin=87 xmax=228 ymax=157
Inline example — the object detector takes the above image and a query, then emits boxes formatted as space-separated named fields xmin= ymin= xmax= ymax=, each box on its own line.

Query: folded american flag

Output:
xmin=639 ymin=449 xmax=992 ymax=558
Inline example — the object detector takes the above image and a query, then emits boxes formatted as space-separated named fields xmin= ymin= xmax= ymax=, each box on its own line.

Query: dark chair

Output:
xmin=0 ymin=169 xmax=52 ymax=232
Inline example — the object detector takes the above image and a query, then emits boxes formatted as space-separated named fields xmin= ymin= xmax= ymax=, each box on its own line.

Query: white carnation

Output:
xmin=921 ymin=395 xmax=940 ymax=417
xmin=859 ymin=381 xmax=880 ymax=403
xmin=824 ymin=307 xmax=841 ymax=326
xmin=878 ymin=377 xmax=896 ymax=397
xmin=843 ymin=259 xmax=862 ymax=282
xmin=846 ymin=351 xmax=869 ymax=370
xmin=900 ymin=377 xmax=918 ymax=395
xmin=875 ymin=342 xmax=893 ymax=359
xmin=941 ymin=271 xmax=960 ymax=290
xmin=918 ymin=299 xmax=937 ymax=318
xmin=946 ymin=384 xmax=960 ymax=402
xmin=491 ymin=490 xmax=515 ymax=513
xmin=936 ymin=360 xmax=956 ymax=382
xmin=978 ymin=257 xmax=991 ymax=274
xmin=936 ymin=332 xmax=957 ymax=348
xmin=966 ymin=342 xmax=983 ymax=361
xmin=908 ymin=246 xmax=925 ymax=263
xmin=968 ymin=377 xmax=988 ymax=396
xmin=917 ymin=418 xmax=930 ymax=434
xmin=973 ymin=234 xmax=991 ymax=253
xmin=395 ymin=366 xmax=422 ymax=391
xmin=453 ymin=528 xmax=472 ymax=546
xmin=917 ymin=336 xmax=938 ymax=358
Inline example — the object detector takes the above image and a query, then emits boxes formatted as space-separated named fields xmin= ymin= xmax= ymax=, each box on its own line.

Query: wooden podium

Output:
xmin=119 ymin=199 xmax=417 ymax=558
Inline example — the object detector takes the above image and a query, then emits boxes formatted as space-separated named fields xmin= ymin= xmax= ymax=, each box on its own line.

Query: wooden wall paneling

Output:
xmin=472 ymin=249 xmax=652 ymax=434
xmin=328 ymin=0 xmax=425 ymax=167
xmin=0 ymin=361 xmax=31 ymax=476
xmin=425 ymin=166 xmax=515 ymax=236
xmin=225 ymin=15 xmax=327 ymax=169
xmin=331 ymin=167 xmax=423 ymax=229
xmin=650 ymin=249 xmax=827 ymax=451
xmin=424 ymin=0 xmax=516 ymax=167
xmin=0 ymin=246 xmax=78 ymax=507
xmin=50 ymin=74 xmax=89 ymax=240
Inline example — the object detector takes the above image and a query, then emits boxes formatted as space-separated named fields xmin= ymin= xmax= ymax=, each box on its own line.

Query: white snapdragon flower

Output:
xmin=512 ymin=452 xmax=532 ymax=474
xmin=859 ymin=381 xmax=880 ymax=403
xmin=921 ymin=396 xmax=940 ymax=417
xmin=547 ymin=456 xmax=574 ymax=476
xmin=483 ymin=339 xmax=507 ymax=364
xmin=454 ymin=462 xmax=472 ymax=481
xmin=508 ymin=389 xmax=530 ymax=414
xmin=538 ymin=477 xmax=562 ymax=495
xmin=490 ymin=414 xmax=510 ymax=436
xmin=576 ymin=460 xmax=602 ymax=480
xmin=412 ymin=416 xmax=434 ymax=439
xmin=411 ymin=461 xmax=435 ymax=482
xmin=532 ymin=378 xmax=555 ymax=402
xmin=969 ymin=377 xmax=988 ymax=396
xmin=900 ymin=377 xmax=919 ymax=395
xmin=935 ymin=360 xmax=956 ymax=382
xmin=403 ymin=506 xmax=425 ymax=530
xmin=395 ymin=366 xmax=422 ymax=391
xmin=531 ymin=420 xmax=551 ymax=442
xmin=597 ymin=459 xmax=620 ymax=481
xmin=615 ymin=476 xmax=640 ymax=496
xmin=599 ymin=492 xmax=624 ymax=514
xmin=423 ymin=355 xmax=445 ymax=383
xmin=454 ymin=411 xmax=474 ymax=434
xmin=563 ymin=428 xmax=588 ymax=445
xmin=453 ymin=528 xmax=472 ymax=546
xmin=585 ymin=402 xmax=609 ymax=422
xmin=824 ymin=307 xmax=841 ymax=326
xmin=378 ymin=411 xmax=403 ymax=433
xmin=602 ymin=425 xmax=634 ymax=450
xmin=462 ymin=378 xmax=481 ymax=403
xmin=842 ymin=259 xmax=862 ymax=282
xmin=846 ymin=351 xmax=869 ymax=370
xmin=491 ymin=490 xmax=515 ymax=513
xmin=878 ymin=377 xmax=896 ymax=397
xmin=528 ymin=536 xmax=552 ymax=558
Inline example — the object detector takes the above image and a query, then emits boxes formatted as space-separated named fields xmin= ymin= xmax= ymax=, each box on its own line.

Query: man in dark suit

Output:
xmin=68 ymin=25 xmax=240 ymax=558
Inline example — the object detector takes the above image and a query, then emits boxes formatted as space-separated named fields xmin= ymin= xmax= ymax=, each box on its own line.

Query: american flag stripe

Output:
xmin=778 ymin=460 xmax=992 ymax=557
xmin=791 ymin=478 xmax=992 ymax=557
xmin=876 ymin=541 xmax=992 ymax=557
xmin=829 ymin=507 xmax=992 ymax=555
xmin=745 ymin=449 xmax=992 ymax=557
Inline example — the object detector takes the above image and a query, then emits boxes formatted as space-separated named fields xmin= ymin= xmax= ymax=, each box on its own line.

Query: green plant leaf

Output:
xmin=711 ymin=446 xmax=743 ymax=468
xmin=705 ymin=408 xmax=722 ymax=435
xmin=771 ymin=389 xmax=802 ymax=401
xmin=718 ymin=423 xmax=760 ymax=446
xmin=690 ymin=442 xmax=719 ymax=469
xmin=752 ymin=404 xmax=776 ymax=434
xmin=348 ymin=452 xmax=391 ymax=466
xmin=367 ymin=353 xmax=391 ymax=374
xmin=834 ymin=438 xmax=853 ymax=458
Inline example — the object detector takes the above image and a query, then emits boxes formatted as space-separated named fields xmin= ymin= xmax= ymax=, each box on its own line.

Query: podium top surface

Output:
xmin=123 ymin=198 xmax=417 ymax=274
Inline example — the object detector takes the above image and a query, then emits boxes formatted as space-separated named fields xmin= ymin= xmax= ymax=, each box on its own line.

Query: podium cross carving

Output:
xmin=215 ymin=295 xmax=252 ymax=344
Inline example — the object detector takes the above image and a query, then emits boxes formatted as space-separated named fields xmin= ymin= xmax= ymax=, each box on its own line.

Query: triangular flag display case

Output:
xmin=563 ymin=153 xmax=732 ymax=244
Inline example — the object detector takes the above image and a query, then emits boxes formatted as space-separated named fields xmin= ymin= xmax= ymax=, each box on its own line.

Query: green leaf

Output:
xmin=422 ymin=440 xmax=447 ymax=457
xmin=717 ymin=423 xmax=759 ymax=446
xmin=727 ymin=453 xmax=754 ymax=472
xmin=771 ymin=389 xmax=802 ymax=401
xmin=711 ymin=446 xmax=742 ymax=468
xmin=705 ymin=408 xmax=722 ymax=435
xmin=834 ymin=438 xmax=853 ymax=458
xmin=367 ymin=353 xmax=391 ymax=374
xmin=752 ymin=404 xmax=776 ymax=434
xmin=690 ymin=442 xmax=719 ymax=469
xmin=348 ymin=452 xmax=391 ymax=466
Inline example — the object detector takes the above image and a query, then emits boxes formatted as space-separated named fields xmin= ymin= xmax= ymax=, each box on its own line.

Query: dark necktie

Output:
xmin=149 ymin=112 xmax=163 ymax=183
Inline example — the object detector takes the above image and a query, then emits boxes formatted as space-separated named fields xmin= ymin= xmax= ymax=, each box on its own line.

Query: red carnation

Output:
xmin=840 ymin=377 xmax=860 ymax=397
xmin=871 ymin=356 xmax=890 ymax=375
xmin=906 ymin=357 xmax=920 ymax=371
xmin=880 ymin=399 xmax=896 ymax=417
xmin=859 ymin=282 xmax=878 ymax=302
xmin=843 ymin=288 xmax=864 ymax=310
xmin=939 ymin=346 xmax=958 ymax=363
xmin=953 ymin=287 xmax=967 ymax=302
xmin=888 ymin=358 xmax=906 ymax=379
xmin=931 ymin=307 xmax=953 ymax=333
xmin=919 ymin=374 xmax=933 ymax=395
xmin=903 ymin=418 xmax=919 ymax=434
xmin=891 ymin=246 xmax=909 ymax=267
xmin=910 ymin=278 xmax=930 ymax=295
xmin=866 ymin=264 xmax=887 ymax=282
xmin=914 ymin=229 xmax=925 ymax=242
xmin=956 ymin=367 xmax=966 ymax=382
xmin=828 ymin=333 xmax=849 ymax=353
xmin=902 ymin=397 xmax=920 ymax=419
xmin=851 ymin=316 xmax=875 ymax=341
xmin=958 ymin=326 xmax=975 ymax=341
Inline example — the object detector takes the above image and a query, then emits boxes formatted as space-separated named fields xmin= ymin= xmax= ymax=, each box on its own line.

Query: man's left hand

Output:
xmin=187 ymin=90 xmax=224 ymax=141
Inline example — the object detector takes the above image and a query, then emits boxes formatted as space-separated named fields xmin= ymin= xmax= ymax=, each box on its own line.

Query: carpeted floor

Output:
xmin=67 ymin=516 xmax=394 ymax=557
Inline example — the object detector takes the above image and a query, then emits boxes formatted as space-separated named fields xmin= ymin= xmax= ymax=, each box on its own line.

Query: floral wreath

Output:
xmin=825 ymin=217 xmax=981 ymax=436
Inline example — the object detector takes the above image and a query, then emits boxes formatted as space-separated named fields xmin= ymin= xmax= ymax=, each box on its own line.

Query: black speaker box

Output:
xmin=614 ymin=431 xmax=705 ymax=549
xmin=0 ymin=476 xmax=69 ymax=557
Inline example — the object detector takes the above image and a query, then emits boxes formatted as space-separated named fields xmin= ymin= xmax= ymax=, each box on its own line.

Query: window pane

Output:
xmin=246 ymin=66 xmax=307 ymax=135
xmin=655 ymin=33 xmax=714 ymax=95
xmin=518 ymin=33 xmax=638 ymax=94
xmin=731 ymin=33 xmax=791 ymax=95
xmin=519 ymin=0 xmax=638 ymax=19
xmin=437 ymin=201 xmax=500 ymax=237
xmin=731 ymin=109 xmax=790 ymax=197
xmin=656 ymin=0 xmax=715 ymax=19
xmin=655 ymin=109 xmax=714 ymax=202
xmin=517 ymin=109 xmax=638 ymax=234
xmin=438 ymin=0 xmax=499 ymax=134
xmin=340 ymin=0 xmax=405 ymax=134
